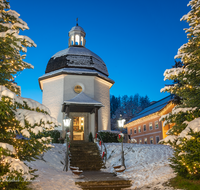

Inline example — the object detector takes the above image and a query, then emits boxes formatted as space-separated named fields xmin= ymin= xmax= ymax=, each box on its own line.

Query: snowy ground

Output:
xmin=26 ymin=143 xmax=180 ymax=190
xmin=103 ymin=143 xmax=177 ymax=189
xmin=26 ymin=144 xmax=81 ymax=190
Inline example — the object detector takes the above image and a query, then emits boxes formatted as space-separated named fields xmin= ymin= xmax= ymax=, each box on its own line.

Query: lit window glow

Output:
xmin=75 ymin=35 xmax=80 ymax=45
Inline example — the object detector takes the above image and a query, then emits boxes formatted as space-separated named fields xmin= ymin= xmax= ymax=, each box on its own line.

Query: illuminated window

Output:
xmin=150 ymin=137 xmax=154 ymax=144
xmin=134 ymin=127 xmax=137 ymax=134
xmin=156 ymin=136 xmax=160 ymax=144
xmin=75 ymin=35 xmax=80 ymax=45
xmin=149 ymin=123 xmax=153 ymax=130
xmin=143 ymin=124 xmax=146 ymax=131
xmin=139 ymin=139 xmax=142 ymax=144
xmin=81 ymin=36 xmax=83 ymax=45
xmin=138 ymin=126 xmax=141 ymax=133
xmin=144 ymin=138 xmax=147 ymax=144
xmin=155 ymin=121 xmax=159 ymax=129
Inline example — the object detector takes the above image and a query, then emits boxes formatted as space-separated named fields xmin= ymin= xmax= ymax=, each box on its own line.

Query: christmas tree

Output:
xmin=0 ymin=0 xmax=60 ymax=189
xmin=160 ymin=0 xmax=200 ymax=179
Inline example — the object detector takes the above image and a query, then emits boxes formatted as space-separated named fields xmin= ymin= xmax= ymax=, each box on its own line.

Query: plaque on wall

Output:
xmin=74 ymin=85 xmax=82 ymax=94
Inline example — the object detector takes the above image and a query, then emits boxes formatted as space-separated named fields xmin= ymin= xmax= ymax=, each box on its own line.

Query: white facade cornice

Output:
xmin=39 ymin=75 xmax=65 ymax=90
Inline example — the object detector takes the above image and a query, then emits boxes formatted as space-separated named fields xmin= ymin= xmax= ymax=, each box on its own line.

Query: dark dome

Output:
xmin=45 ymin=46 xmax=109 ymax=76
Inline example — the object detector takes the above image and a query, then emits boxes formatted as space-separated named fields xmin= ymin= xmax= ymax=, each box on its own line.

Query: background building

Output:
xmin=39 ymin=24 xmax=114 ymax=141
xmin=125 ymin=95 xmax=175 ymax=144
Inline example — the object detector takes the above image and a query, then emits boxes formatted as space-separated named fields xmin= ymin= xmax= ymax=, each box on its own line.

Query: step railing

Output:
xmin=95 ymin=132 xmax=107 ymax=165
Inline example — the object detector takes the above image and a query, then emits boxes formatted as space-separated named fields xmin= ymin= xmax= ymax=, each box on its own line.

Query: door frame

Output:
xmin=69 ymin=112 xmax=89 ymax=142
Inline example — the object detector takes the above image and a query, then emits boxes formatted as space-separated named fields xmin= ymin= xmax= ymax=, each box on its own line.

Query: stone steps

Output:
xmin=75 ymin=171 xmax=132 ymax=190
xmin=69 ymin=141 xmax=103 ymax=171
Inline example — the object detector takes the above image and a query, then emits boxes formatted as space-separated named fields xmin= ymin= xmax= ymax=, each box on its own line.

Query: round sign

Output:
xmin=74 ymin=85 xmax=82 ymax=94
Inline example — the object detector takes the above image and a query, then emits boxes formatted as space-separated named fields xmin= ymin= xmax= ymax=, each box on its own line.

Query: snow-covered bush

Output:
xmin=160 ymin=0 xmax=200 ymax=179
xmin=0 ymin=0 xmax=60 ymax=189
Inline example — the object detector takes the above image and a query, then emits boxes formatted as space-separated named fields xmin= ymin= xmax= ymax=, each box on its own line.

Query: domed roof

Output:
xmin=45 ymin=46 xmax=109 ymax=76
xmin=69 ymin=25 xmax=85 ymax=33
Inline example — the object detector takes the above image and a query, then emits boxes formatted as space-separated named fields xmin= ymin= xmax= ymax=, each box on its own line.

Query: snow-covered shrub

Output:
xmin=0 ymin=87 xmax=60 ymax=189
xmin=160 ymin=0 xmax=200 ymax=179
xmin=36 ymin=130 xmax=61 ymax=143
xmin=130 ymin=138 xmax=137 ymax=143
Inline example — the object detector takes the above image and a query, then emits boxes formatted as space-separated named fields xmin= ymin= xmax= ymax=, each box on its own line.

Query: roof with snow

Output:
xmin=64 ymin=92 xmax=103 ymax=107
xmin=39 ymin=68 xmax=114 ymax=87
xmin=45 ymin=46 xmax=109 ymax=76
xmin=69 ymin=25 xmax=85 ymax=33
xmin=127 ymin=95 xmax=174 ymax=124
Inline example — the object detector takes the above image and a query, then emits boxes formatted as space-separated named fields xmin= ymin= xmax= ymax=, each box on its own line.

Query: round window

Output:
xmin=74 ymin=85 xmax=82 ymax=94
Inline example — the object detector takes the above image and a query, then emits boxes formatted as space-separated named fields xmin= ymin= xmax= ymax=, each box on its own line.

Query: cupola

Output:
xmin=68 ymin=23 xmax=86 ymax=47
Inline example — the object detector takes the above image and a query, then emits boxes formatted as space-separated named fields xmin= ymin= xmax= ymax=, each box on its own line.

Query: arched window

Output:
xmin=81 ymin=36 xmax=83 ymax=45
xmin=75 ymin=35 xmax=80 ymax=45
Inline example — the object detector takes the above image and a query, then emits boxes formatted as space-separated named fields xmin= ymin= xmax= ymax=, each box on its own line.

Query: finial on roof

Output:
xmin=76 ymin=18 xmax=78 ymax=26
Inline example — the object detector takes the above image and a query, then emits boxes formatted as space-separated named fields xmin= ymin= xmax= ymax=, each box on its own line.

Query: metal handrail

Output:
xmin=96 ymin=132 xmax=107 ymax=165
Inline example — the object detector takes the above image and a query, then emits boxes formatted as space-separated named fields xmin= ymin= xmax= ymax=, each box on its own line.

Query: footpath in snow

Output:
xmin=27 ymin=143 xmax=179 ymax=190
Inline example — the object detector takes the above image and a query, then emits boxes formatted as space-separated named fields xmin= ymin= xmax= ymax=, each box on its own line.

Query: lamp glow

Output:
xmin=63 ymin=114 xmax=71 ymax=127
xmin=117 ymin=114 xmax=125 ymax=128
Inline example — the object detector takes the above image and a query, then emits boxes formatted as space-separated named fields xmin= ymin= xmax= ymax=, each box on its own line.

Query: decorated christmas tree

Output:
xmin=0 ymin=0 xmax=60 ymax=189
xmin=160 ymin=0 xmax=200 ymax=179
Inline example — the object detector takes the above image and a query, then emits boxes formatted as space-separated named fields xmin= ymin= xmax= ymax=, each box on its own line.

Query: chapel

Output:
xmin=38 ymin=24 xmax=114 ymax=141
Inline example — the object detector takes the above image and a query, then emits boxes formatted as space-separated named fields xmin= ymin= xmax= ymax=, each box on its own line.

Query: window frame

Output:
xmin=134 ymin=127 xmax=137 ymax=134
xmin=149 ymin=122 xmax=153 ymax=131
xmin=139 ymin=138 xmax=142 ymax=144
xmin=144 ymin=138 xmax=147 ymax=144
xmin=143 ymin=124 xmax=146 ymax=132
xmin=156 ymin=136 xmax=160 ymax=144
xmin=130 ymin=129 xmax=132 ymax=135
xmin=155 ymin=121 xmax=159 ymax=129
xmin=150 ymin=136 xmax=154 ymax=144
xmin=138 ymin=126 xmax=141 ymax=133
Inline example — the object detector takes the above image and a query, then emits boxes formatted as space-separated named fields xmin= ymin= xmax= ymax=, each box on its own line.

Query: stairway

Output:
xmin=69 ymin=141 xmax=104 ymax=171
xmin=75 ymin=171 xmax=132 ymax=190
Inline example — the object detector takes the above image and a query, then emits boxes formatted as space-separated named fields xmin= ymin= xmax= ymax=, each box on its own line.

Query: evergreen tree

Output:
xmin=0 ymin=1 xmax=60 ymax=189
xmin=160 ymin=0 xmax=200 ymax=179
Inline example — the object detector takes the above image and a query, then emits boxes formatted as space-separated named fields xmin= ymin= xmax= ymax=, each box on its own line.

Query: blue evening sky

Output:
xmin=11 ymin=0 xmax=190 ymax=103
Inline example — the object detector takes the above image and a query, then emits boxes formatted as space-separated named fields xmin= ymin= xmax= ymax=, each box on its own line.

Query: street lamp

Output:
xmin=63 ymin=114 xmax=71 ymax=128
xmin=117 ymin=114 xmax=126 ymax=167
xmin=63 ymin=114 xmax=71 ymax=171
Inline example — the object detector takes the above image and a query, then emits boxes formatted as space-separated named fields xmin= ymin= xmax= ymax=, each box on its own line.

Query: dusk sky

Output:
xmin=11 ymin=0 xmax=190 ymax=103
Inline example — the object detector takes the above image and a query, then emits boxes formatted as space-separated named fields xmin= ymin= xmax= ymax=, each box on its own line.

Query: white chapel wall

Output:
xmin=42 ymin=75 xmax=64 ymax=130
xmin=63 ymin=75 xmax=95 ymax=100
xmin=94 ymin=77 xmax=111 ymax=131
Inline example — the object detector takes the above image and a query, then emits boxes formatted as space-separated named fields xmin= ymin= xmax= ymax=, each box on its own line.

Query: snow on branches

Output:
xmin=160 ymin=0 xmax=200 ymax=178
xmin=0 ymin=85 xmax=61 ymax=185
xmin=0 ymin=0 xmax=36 ymax=95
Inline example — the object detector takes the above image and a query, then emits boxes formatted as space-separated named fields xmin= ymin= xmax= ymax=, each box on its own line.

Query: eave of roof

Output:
xmin=64 ymin=92 xmax=103 ymax=107
xmin=38 ymin=68 xmax=115 ymax=90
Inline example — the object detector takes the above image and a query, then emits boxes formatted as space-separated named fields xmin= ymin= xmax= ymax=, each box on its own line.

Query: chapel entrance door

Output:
xmin=72 ymin=116 xmax=84 ymax=141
